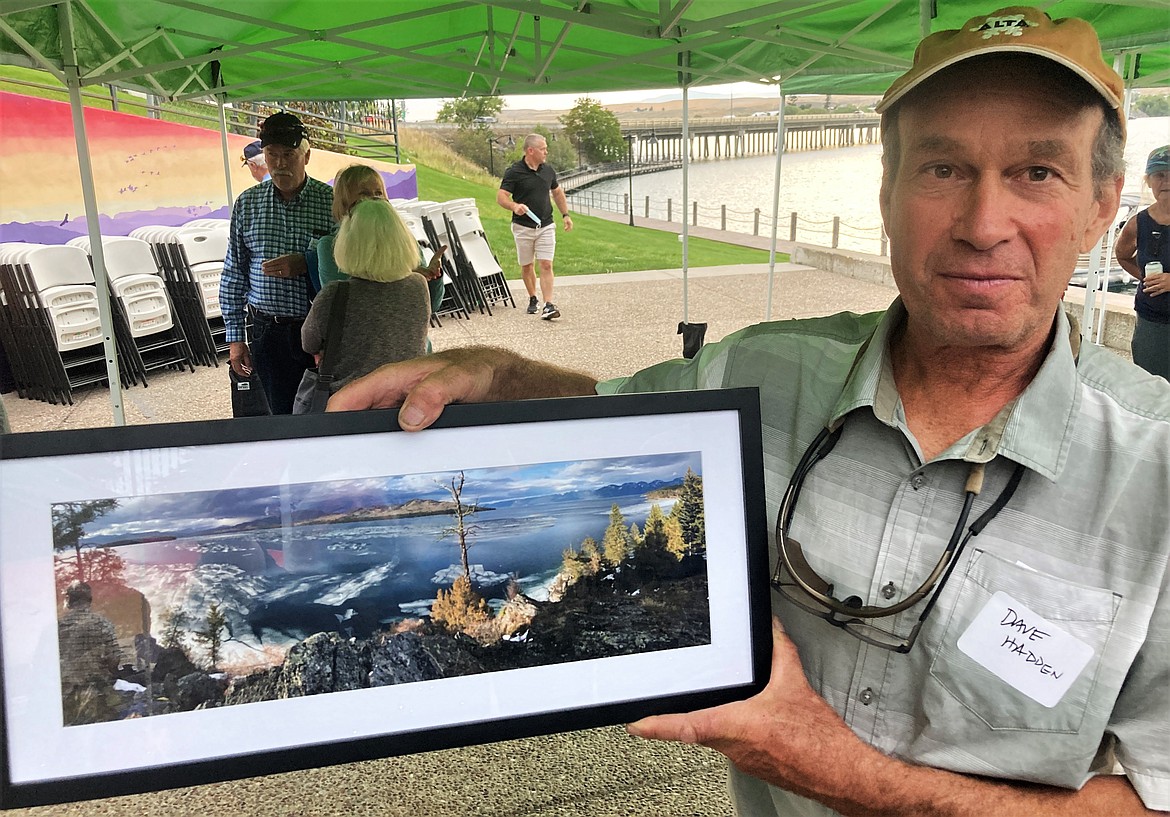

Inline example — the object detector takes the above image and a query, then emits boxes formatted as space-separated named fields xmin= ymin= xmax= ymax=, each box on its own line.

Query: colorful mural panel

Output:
xmin=0 ymin=92 xmax=417 ymax=244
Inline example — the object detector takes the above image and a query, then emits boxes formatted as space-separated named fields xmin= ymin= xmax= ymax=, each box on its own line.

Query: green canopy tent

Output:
xmin=2 ymin=0 xmax=1168 ymax=422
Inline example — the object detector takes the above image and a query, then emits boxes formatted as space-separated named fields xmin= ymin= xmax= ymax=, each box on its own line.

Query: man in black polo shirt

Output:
xmin=497 ymin=134 xmax=574 ymax=320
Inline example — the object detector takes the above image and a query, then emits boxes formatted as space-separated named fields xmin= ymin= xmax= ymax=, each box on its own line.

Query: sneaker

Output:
xmin=540 ymin=302 xmax=560 ymax=320
xmin=526 ymin=295 xmax=539 ymax=314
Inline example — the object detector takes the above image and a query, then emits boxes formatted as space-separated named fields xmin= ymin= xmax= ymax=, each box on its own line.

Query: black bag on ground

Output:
xmin=230 ymin=368 xmax=271 ymax=417
xmin=293 ymin=281 xmax=349 ymax=415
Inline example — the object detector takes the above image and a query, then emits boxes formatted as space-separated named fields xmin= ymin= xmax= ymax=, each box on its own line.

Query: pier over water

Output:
xmin=622 ymin=112 xmax=881 ymax=161
xmin=560 ymin=112 xmax=882 ymax=193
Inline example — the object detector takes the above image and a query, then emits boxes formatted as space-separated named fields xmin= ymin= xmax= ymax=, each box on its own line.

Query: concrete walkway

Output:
xmin=1 ymin=261 xmax=902 ymax=817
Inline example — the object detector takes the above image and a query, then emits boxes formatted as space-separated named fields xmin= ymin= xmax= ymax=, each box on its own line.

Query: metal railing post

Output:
xmin=754 ymin=209 xmax=760 ymax=236
xmin=790 ymin=212 xmax=798 ymax=242
xmin=832 ymin=216 xmax=840 ymax=248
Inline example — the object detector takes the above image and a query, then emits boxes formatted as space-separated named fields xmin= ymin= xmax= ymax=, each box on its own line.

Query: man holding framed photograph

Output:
xmin=331 ymin=7 xmax=1169 ymax=815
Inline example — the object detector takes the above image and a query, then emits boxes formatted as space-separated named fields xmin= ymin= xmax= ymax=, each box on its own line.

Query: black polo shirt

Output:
xmin=500 ymin=159 xmax=559 ymax=228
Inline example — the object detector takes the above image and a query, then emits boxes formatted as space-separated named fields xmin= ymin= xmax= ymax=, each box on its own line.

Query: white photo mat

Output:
xmin=0 ymin=391 xmax=766 ymax=804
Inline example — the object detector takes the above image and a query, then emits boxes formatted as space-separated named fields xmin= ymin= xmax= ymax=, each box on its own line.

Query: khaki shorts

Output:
xmin=511 ymin=222 xmax=556 ymax=265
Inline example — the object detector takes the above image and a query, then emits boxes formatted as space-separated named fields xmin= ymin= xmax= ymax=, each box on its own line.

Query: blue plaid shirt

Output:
xmin=220 ymin=177 xmax=334 ymax=342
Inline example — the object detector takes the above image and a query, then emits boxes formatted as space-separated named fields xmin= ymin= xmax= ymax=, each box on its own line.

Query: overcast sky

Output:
xmin=404 ymin=80 xmax=784 ymax=121
xmin=78 ymin=452 xmax=702 ymax=540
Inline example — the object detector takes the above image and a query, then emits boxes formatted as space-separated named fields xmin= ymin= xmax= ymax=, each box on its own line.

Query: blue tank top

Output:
xmin=1134 ymin=209 xmax=1170 ymax=324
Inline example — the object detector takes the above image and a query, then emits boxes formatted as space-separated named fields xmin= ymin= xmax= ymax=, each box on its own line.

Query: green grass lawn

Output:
xmin=413 ymin=164 xmax=776 ymax=277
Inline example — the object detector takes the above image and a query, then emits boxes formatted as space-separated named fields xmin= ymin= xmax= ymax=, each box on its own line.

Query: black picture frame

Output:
xmin=0 ymin=388 xmax=768 ymax=809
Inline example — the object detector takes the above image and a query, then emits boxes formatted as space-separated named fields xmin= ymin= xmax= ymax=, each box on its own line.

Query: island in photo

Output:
xmin=51 ymin=453 xmax=709 ymax=725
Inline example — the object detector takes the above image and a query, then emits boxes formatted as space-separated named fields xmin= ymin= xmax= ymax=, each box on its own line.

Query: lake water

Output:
xmin=122 ymin=493 xmax=678 ymax=646
xmin=581 ymin=116 xmax=1170 ymax=254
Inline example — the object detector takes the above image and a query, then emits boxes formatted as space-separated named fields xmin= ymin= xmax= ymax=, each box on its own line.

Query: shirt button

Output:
xmin=881 ymin=582 xmax=897 ymax=599
xmin=910 ymin=474 xmax=926 ymax=490
xmin=859 ymin=687 xmax=875 ymax=706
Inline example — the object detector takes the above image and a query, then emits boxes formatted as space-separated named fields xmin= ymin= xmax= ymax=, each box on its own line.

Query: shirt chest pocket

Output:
xmin=926 ymin=548 xmax=1120 ymax=734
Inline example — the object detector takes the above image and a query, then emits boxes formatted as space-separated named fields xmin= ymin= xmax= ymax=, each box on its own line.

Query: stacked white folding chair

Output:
xmin=176 ymin=225 xmax=228 ymax=323
xmin=394 ymin=205 xmax=469 ymax=323
xmin=179 ymin=218 xmax=231 ymax=231
xmin=413 ymin=201 xmax=489 ymax=315
xmin=443 ymin=199 xmax=514 ymax=310
xmin=129 ymin=223 xmax=228 ymax=366
xmin=67 ymin=235 xmax=194 ymax=383
xmin=0 ymin=242 xmax=106 ymax=403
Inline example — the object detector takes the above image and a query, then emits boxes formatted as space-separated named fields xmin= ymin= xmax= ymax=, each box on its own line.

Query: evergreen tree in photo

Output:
xmin=51 ymin=499 xmax=119 ymax=583
xmin=664 ymin=513 xmax=686 ymax=561
xmin=580 ymin=536 xmax=603 ymax=575
xmin=673 ymin=468 xmax=706 ymax=554
xmin=637 ymin=504 xmax=676 ymax=573
xmin=601 ymin=503 xmax=632 ymax=567
xmin=194 ymin=602 xmax=227 ymax=671
xmin=430 ymin=575 xmax=491 ymax=636
xmin=159 ymin=606 xmax=191 ymax=652
xmin=561 ymin=546 xmax=586 ymax=582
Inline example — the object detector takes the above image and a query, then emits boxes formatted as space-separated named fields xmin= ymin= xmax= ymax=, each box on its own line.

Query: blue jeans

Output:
xmin=247 ymin=312 xmax=313 ymax=415
xmin=1132 ymin=315 xmax=1170 ymax=381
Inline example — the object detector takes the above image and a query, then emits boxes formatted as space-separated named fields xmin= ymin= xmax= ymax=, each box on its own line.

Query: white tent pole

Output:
xmin=681 ymin=83 xmax=690 ymax=323
xmin=765 ymin=83 xmax=786 ymax=321
xmin=59 ymin=0 xmax=126 ymax=425
xmin=217 ymin=97 xmax=235 ymax=207
xmin=1082 ymin=52 xmax=1133 ymax=346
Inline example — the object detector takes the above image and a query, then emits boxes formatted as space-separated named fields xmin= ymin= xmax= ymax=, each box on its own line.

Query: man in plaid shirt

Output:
xmin=221 ymin=112 xmax=334 ymax=414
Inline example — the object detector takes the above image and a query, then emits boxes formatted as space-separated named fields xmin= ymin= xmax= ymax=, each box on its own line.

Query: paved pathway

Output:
xmin=2 ymin=263 xmax=900 ymax=817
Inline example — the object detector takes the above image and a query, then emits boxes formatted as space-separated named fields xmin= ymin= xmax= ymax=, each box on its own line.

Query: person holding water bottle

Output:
xmin=1116 ymin=144 xmax=1170 ymax=380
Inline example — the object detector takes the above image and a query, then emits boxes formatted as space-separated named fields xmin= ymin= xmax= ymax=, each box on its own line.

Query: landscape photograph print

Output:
xmin=51 ymin=453 xmax=709 ymax=726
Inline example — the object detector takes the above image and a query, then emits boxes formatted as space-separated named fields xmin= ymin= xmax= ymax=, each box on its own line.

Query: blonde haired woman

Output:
xmin=315 ymin=164 xmax=445 ymax=311
xmin=301 ymin=199 xmax=430 ymax=391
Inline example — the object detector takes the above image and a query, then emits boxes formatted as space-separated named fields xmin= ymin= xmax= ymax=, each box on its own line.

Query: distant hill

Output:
xmin=500 ymin=94 xmax=881 ymax=125
xmin=489 ymin=478 xmax=679 ymax=508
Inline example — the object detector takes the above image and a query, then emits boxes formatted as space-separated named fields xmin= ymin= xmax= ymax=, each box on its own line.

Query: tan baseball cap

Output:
xmin=878 ymin=6 xmax=1124 ymax=132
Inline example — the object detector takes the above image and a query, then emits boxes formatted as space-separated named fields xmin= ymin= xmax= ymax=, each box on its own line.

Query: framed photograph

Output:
xmin=0 ymin=388 xmax=768 ymax=808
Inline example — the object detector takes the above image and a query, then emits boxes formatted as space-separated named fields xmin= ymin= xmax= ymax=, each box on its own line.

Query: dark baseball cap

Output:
xmin=240 ymin=140 xmax=263 ymax=165
xmin=1146 ymin=145 xmax=1170 ymax=175
xmin=259 ymin=112 xmax=309 ymax=149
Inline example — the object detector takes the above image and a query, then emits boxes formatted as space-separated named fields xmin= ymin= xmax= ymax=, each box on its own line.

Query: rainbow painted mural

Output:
xmin=0 ymin=92 xmax=417 ymax=244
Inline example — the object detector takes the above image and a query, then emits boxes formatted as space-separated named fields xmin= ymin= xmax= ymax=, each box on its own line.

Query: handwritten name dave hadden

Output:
xmin=997 ymin=607 xmax=1063 ymax=680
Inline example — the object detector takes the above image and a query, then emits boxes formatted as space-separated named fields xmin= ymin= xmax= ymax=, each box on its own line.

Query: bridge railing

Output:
xmin=558 ymin=159 xmax=683 ymax=191
xmin=565 ymin=189 xmax=888 ymax=256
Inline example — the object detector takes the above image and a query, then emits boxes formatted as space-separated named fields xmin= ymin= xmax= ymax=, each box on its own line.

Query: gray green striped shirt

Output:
xmin=599 ymin=301 xmax=1170 ymax=813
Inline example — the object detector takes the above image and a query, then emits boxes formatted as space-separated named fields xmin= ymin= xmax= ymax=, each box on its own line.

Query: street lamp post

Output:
xmin=625 ymin=132 xmax=635 ymax=227
xmin=486 ymin=134 xmax=514 ymax=177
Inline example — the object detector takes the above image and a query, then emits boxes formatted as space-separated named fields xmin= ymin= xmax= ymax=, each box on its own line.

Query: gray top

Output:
xmin=600 ymin=301 xmax=1170 ymax=813
xmin=301 ymin=276 xmax=430 ymax=390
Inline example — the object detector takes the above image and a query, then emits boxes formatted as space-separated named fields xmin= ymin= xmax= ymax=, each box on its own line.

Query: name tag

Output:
xmin=956 ymin=591 xmax=1094 ymax=708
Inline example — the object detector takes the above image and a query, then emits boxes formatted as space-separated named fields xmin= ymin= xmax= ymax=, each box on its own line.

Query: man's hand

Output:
xmin=423 ymin=246 xmax=447 ymax=281
xmin=562 ymin=215 xmax=574 ymax=232
xmin=1143 ymin=270 xmax=1169 ymax=297
xmin=228 ymin=341 xmax=252 ymax=377
xmin=261 ymin=253 xmax=307 ymax=279
xmin=627 ymin=618 xmax=888 ymax=809
xmin=512 ymin=203 xmax=529 ymax=217
xmin=326 ymin=348 xmax=500 ymax=429
xmin=328 ymin=346 xmax=598 ymax=427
